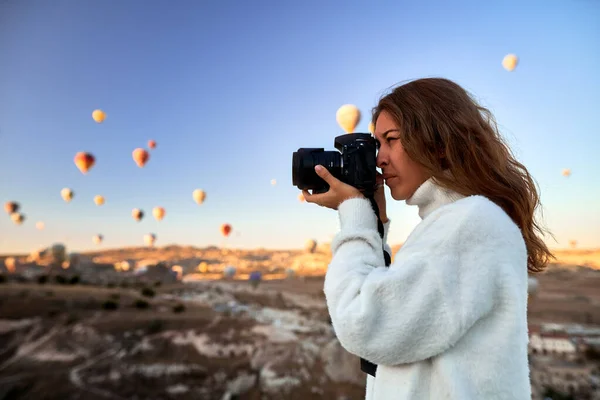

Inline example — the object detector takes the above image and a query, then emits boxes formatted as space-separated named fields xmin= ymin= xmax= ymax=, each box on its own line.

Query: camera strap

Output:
xmin=359 ymin=196 xmax=392 ymax=377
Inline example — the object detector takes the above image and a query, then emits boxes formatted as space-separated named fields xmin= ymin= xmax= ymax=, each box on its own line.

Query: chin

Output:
xmin=389 ymin=185 xmax=410 ymax=201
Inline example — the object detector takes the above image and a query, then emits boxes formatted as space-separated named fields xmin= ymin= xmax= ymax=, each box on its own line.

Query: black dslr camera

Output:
xmin=292 ymin=133 xmax=378 ymax=197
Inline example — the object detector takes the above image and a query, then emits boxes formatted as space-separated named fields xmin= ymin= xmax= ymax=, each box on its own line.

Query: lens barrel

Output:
xmin=292 ymin=148 xmax=342 ymax=191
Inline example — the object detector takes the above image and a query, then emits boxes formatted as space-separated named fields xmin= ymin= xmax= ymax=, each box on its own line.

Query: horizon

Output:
xmin=1 ymin=0 xmax=599 ymax=254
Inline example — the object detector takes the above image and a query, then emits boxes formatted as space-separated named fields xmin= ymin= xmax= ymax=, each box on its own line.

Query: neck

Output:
xmin=405 ymin=177 xmax=466 ymax=219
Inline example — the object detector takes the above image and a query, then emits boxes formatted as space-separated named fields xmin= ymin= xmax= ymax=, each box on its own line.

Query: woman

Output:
xmin=303 ymin=78 xmax=554 ymax=400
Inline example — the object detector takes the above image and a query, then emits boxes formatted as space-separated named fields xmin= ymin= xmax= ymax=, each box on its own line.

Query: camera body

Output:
xmin=292 ymin=133 xmax=378 ymax=197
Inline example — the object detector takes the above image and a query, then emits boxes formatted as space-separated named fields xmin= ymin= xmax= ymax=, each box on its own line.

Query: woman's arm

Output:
xmin=324 ymin=197 xmax=520 ymax=366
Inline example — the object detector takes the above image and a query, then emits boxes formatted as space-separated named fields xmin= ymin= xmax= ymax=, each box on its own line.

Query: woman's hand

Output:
xmin=302 ymin=165 xmax=364 ymax=210
xmin=374 ymin=171 xmax=388 ymax=223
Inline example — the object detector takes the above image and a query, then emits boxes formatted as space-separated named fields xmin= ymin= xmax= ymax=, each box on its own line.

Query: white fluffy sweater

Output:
xmin=324 ymin=177 xmax=531 ymax=400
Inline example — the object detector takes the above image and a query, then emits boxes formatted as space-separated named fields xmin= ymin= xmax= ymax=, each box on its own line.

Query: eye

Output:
xmin=387 ymin=137 xmax=398 ymax=143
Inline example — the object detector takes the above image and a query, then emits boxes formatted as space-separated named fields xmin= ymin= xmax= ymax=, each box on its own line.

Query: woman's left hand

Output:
xmin=302 ymin=165 xmax=364 ymax=210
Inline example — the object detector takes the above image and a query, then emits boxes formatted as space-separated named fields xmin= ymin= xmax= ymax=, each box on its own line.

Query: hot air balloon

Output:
xmin=368 ymin=121 xmax=375 ymax=134
xmin=270 ymin=179 xmax=277 ymax=186
xmin=4 ymin=201 xmax=19 ymax=214
xmin=298 ymin=193 xmax=305 ymax=203
xmin=172 ymin=265 xmax=183 ymax=280
xmin=50 ymin=244 xmax=66 ymax=267
xmin=223 ymin=265 xmax=236 ymax=279
xmin=92 ymin=109 xmax=106 ymax=123
xmin=132 ymin=148 xmax=150 ymax=168
xmin=249 ymin=271 xmax=262 ymax=289
xmin=132 ymin=208 xmax=144 ymax=221
xmin=144 ymin=233 xmax=156 ymax=247
xmin=94 ymin=195 xmax=105 ymax=206
xmin=569 ymin=240 xmax=577 ymax=249
xmin=220 ymin=223 xmax=232 ymax=237
xmin=10 ymin=212 xmax=24 ymax=225
xmin=61 ymin=188 xmax=74 ymax=202
xmin=305 ymin=239 xmax=317 ymax=253
xmin=148 ymin=140 xmax=157 ymax=149
xmin=336 ymin=104 xmax=361 ymax=133
xmin=93 ymin=234 xmax=103 ymax=245
xmin=198 ymin=262 xmax=209 ymax=273
xmin=74 ymin=152 xmax=95 ymax=174
xmin=36 ymin=221 xmax=45 ymax=230
xmin=562 ymin=169 xmax=571 ymax=177
xmin=153 ymin=207 xmax=165 ymax=221
xmin=3 ymin=257 xmax=16 ymax=273
xmin=193 ymin=189 xmax=206 ymax=205
xmin=502 ymin=54 xmax=518 ymax=72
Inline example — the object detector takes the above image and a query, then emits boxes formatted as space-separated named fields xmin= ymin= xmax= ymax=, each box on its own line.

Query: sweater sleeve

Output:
xmin=323 ymin=197 xmax=499 ymax=366
xmin=382 ymin=219 xmax=392 ymax=256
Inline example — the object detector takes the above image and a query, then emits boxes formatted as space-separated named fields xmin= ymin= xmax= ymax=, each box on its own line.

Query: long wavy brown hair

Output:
xmin=372 ymin=77 xmax=555 ymax=273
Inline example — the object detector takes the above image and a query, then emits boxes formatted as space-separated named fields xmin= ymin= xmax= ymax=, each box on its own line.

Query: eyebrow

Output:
xmin=380 ymin=129 xmax=401 ymax=138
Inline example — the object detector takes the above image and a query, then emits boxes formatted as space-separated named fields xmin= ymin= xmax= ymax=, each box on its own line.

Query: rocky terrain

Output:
xmin=0 ymin=277 xmax=368 ymax=400
xmin=1 ymin=245 xmax=599 ymax=399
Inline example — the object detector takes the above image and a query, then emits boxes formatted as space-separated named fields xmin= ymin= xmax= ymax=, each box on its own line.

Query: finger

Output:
xmin=302 ymin=189 xmax=328 ymax=205
xmin=314 ymin=165 xmax=338 ymax=186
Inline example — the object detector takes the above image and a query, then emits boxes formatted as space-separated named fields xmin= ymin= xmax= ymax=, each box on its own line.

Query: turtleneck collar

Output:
xmin=405 ymin=176 xmax=466 ymax=220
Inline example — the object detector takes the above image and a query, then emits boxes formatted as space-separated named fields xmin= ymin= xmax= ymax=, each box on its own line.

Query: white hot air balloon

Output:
xmin=144 ymin=233 xmax=157 ymax=247
xmin=172 ymin=265 xmax=183 ymax=280
xmin=305 ymin=239 xmax=317 ymax=253
xmin=223 ymin=265 xmax=237 ymax=279
xmin=61 ymin=188 xmax=74 ymax=202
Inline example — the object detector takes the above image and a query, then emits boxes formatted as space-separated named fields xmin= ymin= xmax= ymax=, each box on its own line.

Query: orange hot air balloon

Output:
xmin=92 ymin=109 xmax=106 ymax=123
xmin=94 ymin=195 xmax=105 ymax=206
xmin=502 ymin=54 xmax=518 ymax=72
xmin=298 ymin=193 xmax=305 ymax=202
xmin=36 ymin=221 xmax=45 ymax=230
xmin=148 ymin=140 xmax=157 ymax=149
xmin=220 ymin=223 xmax=232 ymax=237
xmin=132 ymin=148 xmax=150 ymax=168
xmin=562 ymin=168 xmax=572 ymax=177
xmin=193 ymin=189 xmax=206 ymax=205
xmin=74 ymin=152 xmax=95 ymax=174
xmin=4 ymin=201 xmax=19 ymax=214
xmin=336 ymin=104 xmax=361 ymax=133
xmin=132 ymin=208 xmax=144 ymax=221
xmin=153 ymin=207 xmax=165 ymax=221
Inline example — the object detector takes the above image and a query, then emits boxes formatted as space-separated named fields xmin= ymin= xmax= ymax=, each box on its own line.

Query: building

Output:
xmin=529 ymin=325 xmax=578 ymax=358
xmin=530 ymin=359 xmax=598 ymax=399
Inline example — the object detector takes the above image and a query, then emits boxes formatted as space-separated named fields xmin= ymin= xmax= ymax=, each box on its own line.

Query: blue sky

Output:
xmin=1 ymin=0 xmax=599 ymax=254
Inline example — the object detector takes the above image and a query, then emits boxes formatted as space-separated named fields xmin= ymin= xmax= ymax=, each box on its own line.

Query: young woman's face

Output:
xmin=374 ymin=110 xmax=430 ymax=200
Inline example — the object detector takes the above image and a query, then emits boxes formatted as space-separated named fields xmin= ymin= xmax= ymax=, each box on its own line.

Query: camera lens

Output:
xmin=292 ymin=148 xmax=342 ymax=191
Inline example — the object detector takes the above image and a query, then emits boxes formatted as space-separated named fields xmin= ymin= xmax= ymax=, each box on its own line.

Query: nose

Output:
xmin=376 ymin=149 xmax=388 ymax=169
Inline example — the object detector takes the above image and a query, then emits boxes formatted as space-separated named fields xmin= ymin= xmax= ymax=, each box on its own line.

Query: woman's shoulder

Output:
xmin=435 ymin=194 xmax=526 ymax=247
